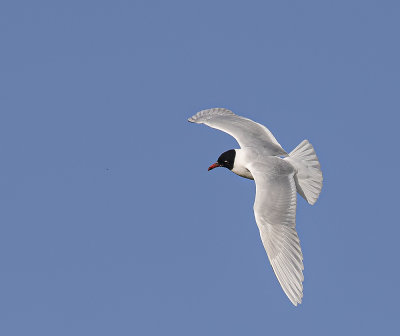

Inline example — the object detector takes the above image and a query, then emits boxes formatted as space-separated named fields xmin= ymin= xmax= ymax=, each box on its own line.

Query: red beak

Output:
xmin=208 ymin=162 xmax=221 ymax=171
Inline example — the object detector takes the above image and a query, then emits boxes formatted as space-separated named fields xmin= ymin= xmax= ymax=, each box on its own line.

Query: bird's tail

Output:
xmin=285 ymin=140 xmax=323 ymax=205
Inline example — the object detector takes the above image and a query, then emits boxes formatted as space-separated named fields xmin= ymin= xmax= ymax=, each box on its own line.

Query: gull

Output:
xmin=188 ymin=108 xmax=323 ymax=305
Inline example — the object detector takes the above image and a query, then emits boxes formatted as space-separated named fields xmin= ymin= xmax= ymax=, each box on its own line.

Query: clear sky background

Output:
xmin=1 ymin=1 xmax=399 ymax=335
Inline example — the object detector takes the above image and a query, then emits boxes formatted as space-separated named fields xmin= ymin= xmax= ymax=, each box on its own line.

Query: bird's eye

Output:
xmin=224 ymin=160 xmax=228 ymax=163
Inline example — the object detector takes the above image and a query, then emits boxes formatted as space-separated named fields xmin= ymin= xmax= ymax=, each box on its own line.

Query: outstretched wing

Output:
xmin=188 ymin=108 xmax=287 ymax=156
xmin=248 ymin=158 xmax=304 ymax=306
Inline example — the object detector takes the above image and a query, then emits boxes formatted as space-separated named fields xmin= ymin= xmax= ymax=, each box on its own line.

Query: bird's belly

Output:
xmin=232 ymin=167 xmax=254 ymax=180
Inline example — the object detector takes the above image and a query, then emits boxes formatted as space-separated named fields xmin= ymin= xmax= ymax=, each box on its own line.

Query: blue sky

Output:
xmin=1 ymin=1 xmax=399 ymax=335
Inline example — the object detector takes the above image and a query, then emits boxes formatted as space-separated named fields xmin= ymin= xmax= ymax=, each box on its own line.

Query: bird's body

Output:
xmin=188 ymin=108 xmax=323 ymax=306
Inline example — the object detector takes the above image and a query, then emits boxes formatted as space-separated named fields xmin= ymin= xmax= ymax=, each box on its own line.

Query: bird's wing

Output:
xmin=188 ymin=108 xmax=287 ymax=156
xmin=247 ymin=158 xmax=304 ymax=306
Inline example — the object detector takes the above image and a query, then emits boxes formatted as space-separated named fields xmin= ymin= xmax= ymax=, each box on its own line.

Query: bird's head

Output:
xmin=208 ymin=149 xmax=236 ymax=171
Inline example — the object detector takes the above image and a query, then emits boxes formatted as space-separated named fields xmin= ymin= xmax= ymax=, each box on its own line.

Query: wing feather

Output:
xmin=248 ymin=159 xmax=304 ymax=306
xmin=188 ymin=108 xmax=287 ymax=156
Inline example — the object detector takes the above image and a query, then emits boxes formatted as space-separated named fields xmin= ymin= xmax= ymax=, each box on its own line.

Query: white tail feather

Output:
xmin=285 ymin=140 xmax=323 ymax=205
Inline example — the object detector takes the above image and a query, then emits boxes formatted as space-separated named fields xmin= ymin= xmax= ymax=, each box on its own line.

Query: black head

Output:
xmin=208 ymin=149 xmax=236 ymax=171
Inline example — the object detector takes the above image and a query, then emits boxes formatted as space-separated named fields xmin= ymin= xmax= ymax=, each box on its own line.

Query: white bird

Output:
xmin=188 ymin=108 xmax=323 ymax=306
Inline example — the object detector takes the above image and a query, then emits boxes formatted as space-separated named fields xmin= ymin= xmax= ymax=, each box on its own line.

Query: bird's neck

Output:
xmin=231 ymin=149 xmax=254 ymax=180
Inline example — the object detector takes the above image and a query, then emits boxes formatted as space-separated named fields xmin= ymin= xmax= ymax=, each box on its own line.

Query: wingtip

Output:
xmin=187 ymin=108 xmax=235 ymax=125
xmin=289 ymin=295 xmax=302 ymax=306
